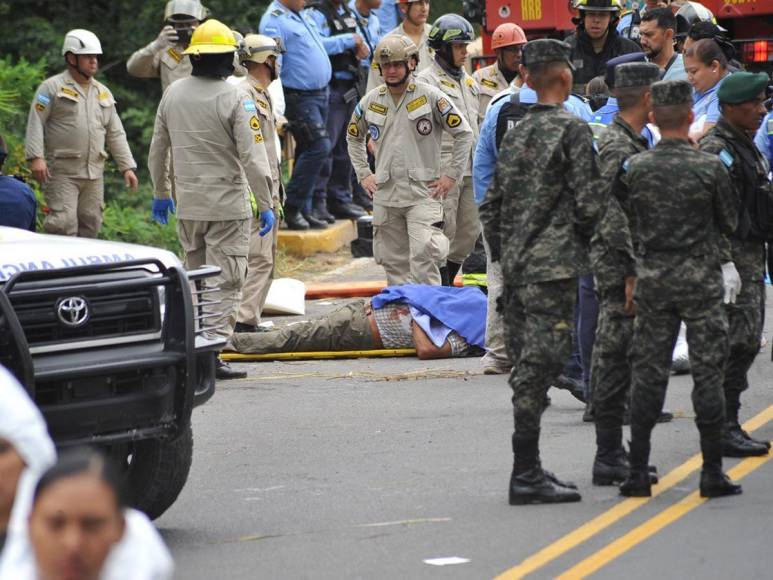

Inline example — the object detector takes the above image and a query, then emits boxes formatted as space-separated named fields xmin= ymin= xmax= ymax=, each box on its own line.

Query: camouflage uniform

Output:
xmin=480 ymin=102 xmax=603 ymax=440
xmin=699 ymin=118 xmax=771 ymax=419
xmin=624 ymin=137 xmax=736 ymax=440
xmin=591 ymin=116 xmax=647 ymax=430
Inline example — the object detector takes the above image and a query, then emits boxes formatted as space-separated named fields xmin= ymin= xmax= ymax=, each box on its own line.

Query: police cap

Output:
xmin=522 ymin=39 xmax=572 ymax=68
xmin=717 ymin=72 xmax=768 ymax=104
xmin=615 ymin=62 xmax=661 ymax=89
xmin=650 ymin=80 xmax=693 ymax=106
xmin=604 ymin=52 xmax=645 ymax=88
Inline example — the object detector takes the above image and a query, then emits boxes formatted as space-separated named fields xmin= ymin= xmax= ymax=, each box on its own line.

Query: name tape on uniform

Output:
xmin=368 ymin=102 xmax=388 ymax=115
xmin=406 ymin=95 xmax=428 ymax=113
xmin=481 ymin=78 xmax=498 ymax=89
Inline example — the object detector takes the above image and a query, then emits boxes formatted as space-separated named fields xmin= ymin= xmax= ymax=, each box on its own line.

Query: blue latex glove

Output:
xmin=259 ymin=209 xmax=275 ymax=237
xmin=151 ymin=198 xmax=175 ymax=225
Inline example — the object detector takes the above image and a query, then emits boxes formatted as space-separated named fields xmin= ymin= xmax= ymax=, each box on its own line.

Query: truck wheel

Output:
xmin=123 ymin=426 xmax=194 ymax=520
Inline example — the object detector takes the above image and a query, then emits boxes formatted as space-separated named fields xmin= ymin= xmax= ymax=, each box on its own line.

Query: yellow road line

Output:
xmin=555 ymin=450 xmax=773 ymax=579
xmin=494 ymin=405 xmax=773 ymax=580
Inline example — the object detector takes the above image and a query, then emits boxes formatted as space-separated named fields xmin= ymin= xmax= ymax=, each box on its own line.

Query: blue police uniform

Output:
xmin=0 ymin=176 xmax=36 ymax=231
xmin=349 ymin=0 xmax=383 ymax=71
xmin=587 ymin=97 xmax=656 ymax=148
xmin=754 ymin=111 xmax=773 ymax=166
xmin=372 ymin=0 xmax=399 ymax=34
xmin=260 ymin=0 xmax=333 ymax=219
xmin=692 ymin=74 xmax=730 ymax=129
xmin=472 ymin=87 xmax=592 ymax=204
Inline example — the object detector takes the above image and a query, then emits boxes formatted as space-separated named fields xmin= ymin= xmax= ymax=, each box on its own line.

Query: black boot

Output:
xmin=328 ymin=200 xmax=366 ymax=220
xmin=284 ymin=207 xmax=310 ymax=230
xmin=727 ymin=402 xmax=770 ymax=451
xmin=593 ymin=427 xmax=629 ymax=486
xmin=215 ymin=359 xmax=247 ymax=380
xmin=303 ymin=211 xmax=329 ymax=229
xmin=700 ymin=437 xmax=742 ymax=498
xmin=439 ymin=265 xmax=450 ymax=286
xmin=721 ymin=425 xmax=768 ymax=457
xmin=619 ymin=432 xmax=652 ymax=497
xmin=445 ymin=261 xmax=462 ymax=286
xmin=509 ymin=435 xmax=581 ymax=505
xmin=312 ymin=199 xmax=336 ymax=223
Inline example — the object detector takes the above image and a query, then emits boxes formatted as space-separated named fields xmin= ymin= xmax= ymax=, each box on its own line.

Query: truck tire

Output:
xmin=125 ymin=426 xmax=194 ymax=520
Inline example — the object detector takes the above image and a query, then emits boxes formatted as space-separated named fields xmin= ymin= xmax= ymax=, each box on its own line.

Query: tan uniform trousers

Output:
xmin=177 ymin=218 xmax=250 ymax=341
xmin=481 ymin=236 xmax=509 ymax=366
xmin=373 ymin=199 xmax=449 ymax=286
xmin=442 ymin=175 xmax=481 ymax=264
xmin=43 ymin=174 xmax=104 ymax=238
xmin=237 ymin=208 xmax=279 ymax=327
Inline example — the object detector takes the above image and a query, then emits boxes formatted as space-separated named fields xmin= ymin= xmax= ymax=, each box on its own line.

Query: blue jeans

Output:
xmin=564 ymin=274 xmax=599 ymax=398
xmin=284 ymin=88 xmax=332 ymax=213
xmin=314 ymin=82 xmax=356 ymax=206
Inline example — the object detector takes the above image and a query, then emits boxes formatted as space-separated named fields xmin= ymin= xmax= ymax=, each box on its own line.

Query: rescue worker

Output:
xmin=620 ymin=80 xmax=741 ymax=499
xmin=699 ymin=73 xmax=772 ymax=457
xmin=308 ymin=0 xmax=370 ymax=223
xmin=347 ymin=35 xmax=473 ymax=285
xmin=472 ymin=22 xmax=527 ymax=124
xmin=639 ymin=8 xmax=687 ymax=81
xmin=416 ymin=14 xmax=480 ymax=286
xmin=260 ymin=0 xmax=335 ymax=230
xmin=565 ymin=0 xmax=640 ymax=94
xmin=479 ymin=39 xmax=603 ymax=504
xmin=126 ymin=0 xmax=207 ymax=91
xmin=233 ymin=35 xmax=285 ymax=334
xmin=366 ymin=0 xmax=433 ymax=92
xmin=147 ymin=20 xmax=275 ymax=381
xmin=25 ymin=29 xmax=138 ymax=239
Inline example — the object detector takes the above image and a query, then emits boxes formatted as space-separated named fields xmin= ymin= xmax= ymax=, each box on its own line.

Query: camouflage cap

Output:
xmin=717 ymin=72 xmax=768 ymax=104
xmin=522 ymin=39 xmax=572 ymax=68
xmin=615 ymin=62 xmax=661 ymax=89
xmin=650 ymin=80 xmax=692 ymax=107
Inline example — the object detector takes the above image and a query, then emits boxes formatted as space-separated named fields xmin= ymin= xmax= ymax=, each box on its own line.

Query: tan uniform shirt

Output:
xmin=148 ymin=76 xmax=274 ymax=221
xmin=127 ymin=43 xmax=192 ymax=92
xmin=472 ymin=62 xmax=508 ymax=124
xmin=237 ymin=77 xmax=282 ymax=202
xmin=25 ymin=70 xmax=136 ymax=179
xmin=346 ymin=79 xmax=473 ymax=208
xmin=366 ymin=23 xmax=434 ymax=93
xmin=415 ymin=61 xmax=479 ymax=176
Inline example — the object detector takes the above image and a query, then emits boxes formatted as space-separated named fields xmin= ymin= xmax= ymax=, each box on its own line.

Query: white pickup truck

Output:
xmin=0 ymin=226 xmax=225 ymax=519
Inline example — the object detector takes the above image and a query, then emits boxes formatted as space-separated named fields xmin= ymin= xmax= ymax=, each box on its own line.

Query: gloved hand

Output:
xmin=721 ymin=261 xmax=741 ymax=304
xmin=150 ymin=25 xmax=178 ymax=52
xmin=259 ymin=209 xmax=275 ymax=237
xmin=151 ymin=198 xmax=176 ymax=225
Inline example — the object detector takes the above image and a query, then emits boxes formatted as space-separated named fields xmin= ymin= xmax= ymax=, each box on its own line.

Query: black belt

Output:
xmin=284 ymin=87 xmax=327 ymax=96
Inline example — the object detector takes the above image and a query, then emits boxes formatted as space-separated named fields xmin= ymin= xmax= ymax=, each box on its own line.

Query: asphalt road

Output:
xmin=157 ymin=296 xmax=773 ymax=579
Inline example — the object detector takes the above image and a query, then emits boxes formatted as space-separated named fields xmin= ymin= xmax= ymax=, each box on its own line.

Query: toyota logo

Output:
xmin=56 ymin=296 xmax=90 ymax=328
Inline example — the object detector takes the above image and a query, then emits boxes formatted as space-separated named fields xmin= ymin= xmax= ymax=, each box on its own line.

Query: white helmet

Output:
xmin=61 ymin=29 xmax=103 ymax=56
xmin=240 ymin=34 xmax=282 ymax=65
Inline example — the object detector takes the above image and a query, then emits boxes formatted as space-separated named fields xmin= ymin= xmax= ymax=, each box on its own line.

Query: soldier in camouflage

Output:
xmin=619 ymin=80 xmax=742 ymax=499
xmin=699 ymin=72 xmax=772 ymax=458
xmin=590 ymin=62 xmax=660 ymax=486
xmin=480 ymin=39 xmax=604 ymax=505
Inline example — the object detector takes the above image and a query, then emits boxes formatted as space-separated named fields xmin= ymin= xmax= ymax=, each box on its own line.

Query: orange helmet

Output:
xmin=491 ymin=23 xmax=527 ymax=50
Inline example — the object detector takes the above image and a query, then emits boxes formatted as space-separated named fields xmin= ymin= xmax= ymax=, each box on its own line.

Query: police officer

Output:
xmin=479 ymin=39 xmax=603 ymax=504
xmin=148 ymin=20 xmax=275 ymax=381
xmin=347 ymin=35 xmax=473 ymax=285
xmin=25 ymin=29 xmax=138 ymax=239
xmin=366 ymin=0 xmax=433 ymax=93
xmin=753 ymin=110 xmax=773 ymax=166
xmin=472 ymin=22 xmax=527 ymax=124
xmin=308 ymin=0 xmax=370 ymax=222
xmin=233 ymin=35 xmax=286 ymax=334
xmin=0 ymin=134 xmax=36 ymax=231
xmin=620 ymin=80 xmax=741 ymax=498
xmin=699 ymin=73 xmax=772 ymax=458
xmin=373 ymin=0 xmax=399 ymax=32
xmin=566 ymin=0 xmax=640 ymax=94
xmin=127 ymin=0 xmax=207 ymax=91
xmin=260 ymin=0 xmax=334 ymax=230
xmin=417 ymin=15 xmax=479 ymax=286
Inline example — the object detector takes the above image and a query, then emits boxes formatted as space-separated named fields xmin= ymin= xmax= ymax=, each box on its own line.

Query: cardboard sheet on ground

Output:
xmin=262 ymin=278 xmax=306 ymax=315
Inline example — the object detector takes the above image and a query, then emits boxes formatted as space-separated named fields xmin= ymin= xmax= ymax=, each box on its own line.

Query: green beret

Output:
xmin=522 ymin=39 xmax=572 ymax=68
xmin=717 ymin=72 xmax=768 ymax=104
xmin=615 ymin=62 xmax=661 ymax=89
xmin=651 ymin=80 xmax=692 ymax=107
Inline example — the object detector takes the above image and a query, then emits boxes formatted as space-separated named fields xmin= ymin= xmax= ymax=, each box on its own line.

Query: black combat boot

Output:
xmin=726 ymin=402 xmax=770 ymax=451
xmin=721 ymin=424 xmax=768 ymax=457
xmin=619 ymin=432 xmax=652 ymax=497
xmin=284 ymin=207 xmax=310 ymax=230
xmin=215 ymin=359 xmax=247 ymax=380
xmin=311 ymin=199 xmax=336 ymax=224
xmin=509 ymin=435 xmax=581 ymax=505
xmin=593 ymin=427 xmax=629 ymax=486
xmin=700 ymin=436 xmax=743 ymax=498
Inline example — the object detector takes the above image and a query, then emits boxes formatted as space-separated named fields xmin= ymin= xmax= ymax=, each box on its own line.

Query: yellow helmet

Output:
xmin=183 ymin=19 xmax=237 ymax=55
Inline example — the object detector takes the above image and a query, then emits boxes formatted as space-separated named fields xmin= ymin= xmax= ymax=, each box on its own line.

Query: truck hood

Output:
xmin=0 ymin=227 xmax=181 ymax=283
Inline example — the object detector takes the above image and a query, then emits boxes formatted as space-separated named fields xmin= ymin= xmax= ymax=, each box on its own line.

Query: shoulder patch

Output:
xmin=249 ymin=115 xmax=261 ymax=131
xmin=406 ymin=95 xmax=428 ymax=113
xmin=243 ymin=99 xmax=258 ymax=113
xmin=622 ymin=159 xmax=630 ymax=172
xmin=254 ymin=133 xmax=264 ymax=143
xmin=36 ymin=93 xmax=51 ymax=106
xmin=480 ymin=78 xmax=498 ymax=89
xmin=353 ymin=103 xmax=362 ymax=119
xmin=368 ymin=102 xmax=388 ymax=115
xmin=719 ymin=149 xmax=734 ymax=168
xmin=446 ymin=113 xmax=461 ymax=128
xmin=347 ymin=122 xmax=360 ymax=137
xmin=436 ymin=97 xmax=452 ymax=116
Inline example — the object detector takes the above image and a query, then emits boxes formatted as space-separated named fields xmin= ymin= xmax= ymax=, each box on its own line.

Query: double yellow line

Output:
xmin=496 ymin=404 xmax=773 ymax=580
